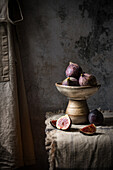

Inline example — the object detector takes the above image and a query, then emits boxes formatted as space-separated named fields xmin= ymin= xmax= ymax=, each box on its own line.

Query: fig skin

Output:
xmin=79 ymin=73 xmax=97 ymax=86
xmin=80 ymin=124 xmax=96 ymax=135
xmin=88 ymin=109 xmax=104 ymax=125
xmin=62 ymin=77 xmax=70 ymax=86
xmin=66 ymin=62 xmax=83 ymax=80
xmin=62 ymin=77 xmax=79 ymax=86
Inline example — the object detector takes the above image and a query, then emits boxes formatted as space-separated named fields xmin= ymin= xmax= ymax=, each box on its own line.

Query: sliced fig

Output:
xmin=50 ymin=120 xmax=57 ymax=128
xmin=80 ymin=124 xmax=96 ymax=135
xmin=56 ymin=115 xmax=72 ymax=130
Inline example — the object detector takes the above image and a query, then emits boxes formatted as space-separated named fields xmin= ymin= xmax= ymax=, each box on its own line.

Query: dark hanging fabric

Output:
xmin=0 ymin=0 xmax=36 ymax=169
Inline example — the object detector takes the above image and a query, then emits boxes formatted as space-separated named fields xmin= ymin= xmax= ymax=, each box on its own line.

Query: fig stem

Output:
xmin=69 ymin=61 xmax=73 ymax=65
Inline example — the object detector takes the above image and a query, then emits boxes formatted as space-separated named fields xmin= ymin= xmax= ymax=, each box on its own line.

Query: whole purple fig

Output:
xmin=62 ymin=77 xmax=79 ymax=86
xmin=66 ymin=62 xmax=82 ymax=79
xmin=88 ymin=109 xmax=104 ymax=125
xmin=69 ymin=77 xmax=79 ymax=86
xmin=79 ymin=73 xmax=97 ymax=86
xmin=62 ymin=77 xmax=70 ymax=86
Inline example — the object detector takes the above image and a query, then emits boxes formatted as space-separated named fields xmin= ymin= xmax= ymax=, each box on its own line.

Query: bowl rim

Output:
xmin=55 ymin=82 xmax=101 ymax=89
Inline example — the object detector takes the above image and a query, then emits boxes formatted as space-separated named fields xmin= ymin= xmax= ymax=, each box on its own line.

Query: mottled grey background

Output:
xmin=17 ymin=0 xmax=113 ymax=169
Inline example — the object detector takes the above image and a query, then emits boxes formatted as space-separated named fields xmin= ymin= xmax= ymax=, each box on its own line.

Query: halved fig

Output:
xmin=56 ymin=115 xmax=72 ymax=130
xmin=80 ymin=124 xmax=96 ymax=135
xmin=50 ymin=120 xmax=57 ymax=128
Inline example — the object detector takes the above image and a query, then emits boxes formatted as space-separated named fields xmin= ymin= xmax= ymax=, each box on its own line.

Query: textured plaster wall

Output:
xmin=17 ymin=0 xmax=113 ymax=169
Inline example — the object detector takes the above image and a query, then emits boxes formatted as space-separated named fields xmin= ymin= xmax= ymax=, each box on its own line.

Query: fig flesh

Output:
xmin=88 ymin=109 xmax=104 ymax=125
xmin=80 ymin=124 xmax=96 ymax=135
xmin=56 ymin=115 xmax=72 ymax=130
xmin=66 ymin=62 xmax=82 ymax=79
xmin=79 ymin=73 xmax=97 ymax=86
xmin=62 ymin=77 xmax=79 ymax=86
xmin=50 ymin=120 xmax=57 ymax=128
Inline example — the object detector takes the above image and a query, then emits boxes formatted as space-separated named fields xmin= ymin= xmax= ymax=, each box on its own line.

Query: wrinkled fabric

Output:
xmin=0 ymin=0 xmax=35 ymax=169
xmin=45 ymin=111 xmax=113 ymax=170
xmin=0 ymin=0 xmax=23 ymax=82
xmin=0 ymin=0 xmax=23 ymax=23
xmin=0 ymin=22 xmax=9 ymax=82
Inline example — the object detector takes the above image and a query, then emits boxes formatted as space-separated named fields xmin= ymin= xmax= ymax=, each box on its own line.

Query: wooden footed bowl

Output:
xmin=55 ymin=83 xmax=101 ymax=124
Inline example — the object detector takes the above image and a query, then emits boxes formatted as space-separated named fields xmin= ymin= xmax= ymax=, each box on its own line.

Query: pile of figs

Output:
xmin=62 ymin=62 xmax=97 ymax=86
xmin=51 ymin=63 xmax=104 ymax=132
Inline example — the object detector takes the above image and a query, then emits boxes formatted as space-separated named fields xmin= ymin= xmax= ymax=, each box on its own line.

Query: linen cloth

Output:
xmin=45 ymin=110 xmax=113 ymax=170
xmin=0 ymin=0 xmax=35 ymax=169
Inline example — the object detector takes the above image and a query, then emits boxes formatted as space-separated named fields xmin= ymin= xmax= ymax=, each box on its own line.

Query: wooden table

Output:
xmin=45 ymin=110 xmax=113 ymax=170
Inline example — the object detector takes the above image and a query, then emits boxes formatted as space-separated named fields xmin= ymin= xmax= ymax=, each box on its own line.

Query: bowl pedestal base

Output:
xmin=65 ymin=99 xmax=89 ymax=124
